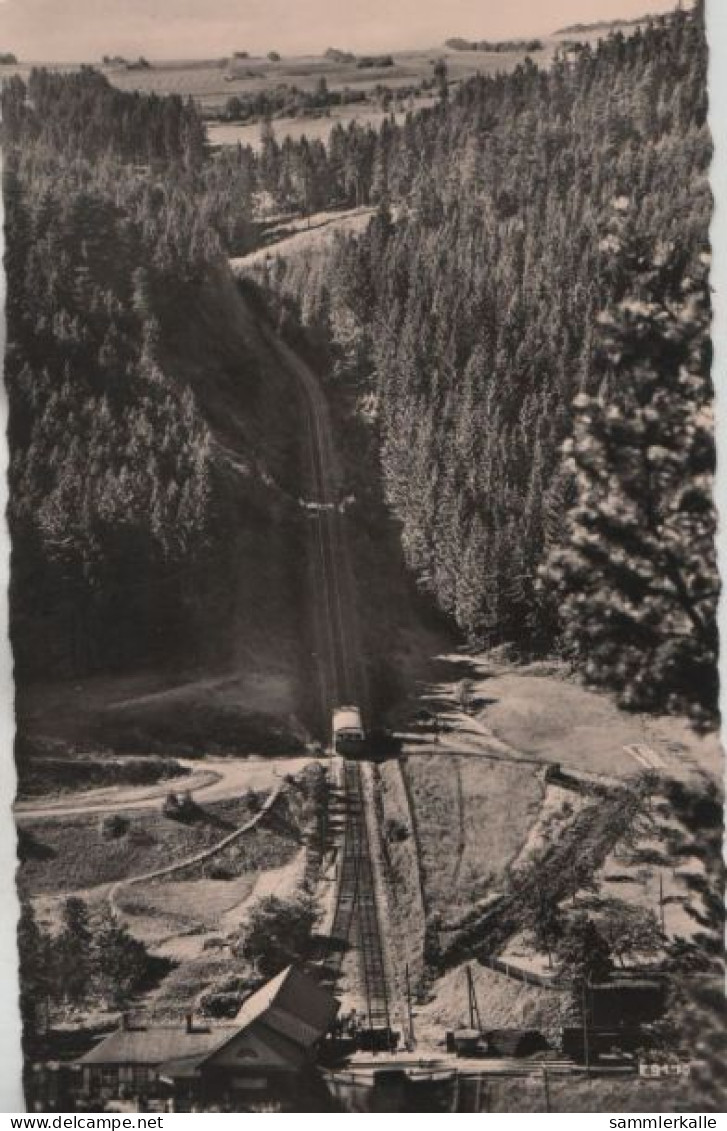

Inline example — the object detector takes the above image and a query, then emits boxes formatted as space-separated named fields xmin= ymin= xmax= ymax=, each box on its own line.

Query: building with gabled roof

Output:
xmin=77 ymin=966 xmax=339 ymax=1110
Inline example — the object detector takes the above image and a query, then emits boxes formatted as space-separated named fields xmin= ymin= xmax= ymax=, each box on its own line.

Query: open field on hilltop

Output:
xmin=17 ymin=794 xmax=266 ymax=896
xmin=0 ymin=22 xmax=645 ymax=123
xmin=401 ymin=756 xmax=544 ymax=924
xmin=100 ymin=46 xmax=561 ymax=114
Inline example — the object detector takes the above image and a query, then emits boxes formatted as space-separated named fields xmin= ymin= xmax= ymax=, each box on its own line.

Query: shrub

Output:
xmin=385 ymin=817 xmax=410 ymax=843
xmin=205 ymin=861 xmax=235 ymax=881
xmin=198 ymin=990 xmax=245 ymax=1018
xmin=246 ymin=790 xmax=263 ymax=814
xmin=99 ymin=814 xmax=130 ymax=840
xmin=234 ymin=894 xmax=316 ymax=977
xmin=357 ymin=54 xmax=394 ymax=68
xmin=163 ymin=790 xmax=198 ymax=821
xmin=202 ymin=936 xmax=227 ymax=951
xmin=197 ymin=972 xmax=261 ymax=1017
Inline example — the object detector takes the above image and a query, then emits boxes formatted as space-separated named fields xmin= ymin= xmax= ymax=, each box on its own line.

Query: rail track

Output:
xmin=330 ymin=760 xmax=392 ymax=1034
xmin=264 ymin=325 xmax=389 ymax=1034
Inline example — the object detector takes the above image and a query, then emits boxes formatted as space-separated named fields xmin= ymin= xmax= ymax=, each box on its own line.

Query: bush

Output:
xmin=205 ymin=861 xmax=235 ymax=881
xmin=198 ymin=972 xmax=261 ymax=1017
xmin=385 ymin=816 xmax=410 ymax=843
xmin=197 ymin=990 xmax=245 ymax=1018
xmin=357 ymin=54 xmax=394 ymax=68
xmin=234 ymin=894 xmax=316 ymax=977
xmin=246 ymin=790 xmax=263 ymax=814
xmin=99 ymin=814 xmax=130 ymax=840
xmin=163 ymin=790 xmax=198 ymax=821
xmin=202 ymin=936 xmax=227 ymax=950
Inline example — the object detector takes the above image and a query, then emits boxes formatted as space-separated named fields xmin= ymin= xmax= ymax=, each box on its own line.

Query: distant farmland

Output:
xmin=2 ymin=22 xmax=649 ymax=154
xmin=207 ymin=99 xmax=437 ymax=152
xmin=102 ymin=46 xmax=550 ymax=113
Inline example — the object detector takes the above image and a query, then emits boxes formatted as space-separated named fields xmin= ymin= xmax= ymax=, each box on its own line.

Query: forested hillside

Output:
xmin=2 ymin=71 xmax=304 ymax=692
xmin=248 ymin=6 xmax=715 ymax=722
xmin=3 ymin=3 xmax=715 ymax=730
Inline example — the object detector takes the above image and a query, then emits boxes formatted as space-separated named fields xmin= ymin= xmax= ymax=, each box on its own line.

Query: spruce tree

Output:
xmin=543 ymin=222 xmax=716 ymax=727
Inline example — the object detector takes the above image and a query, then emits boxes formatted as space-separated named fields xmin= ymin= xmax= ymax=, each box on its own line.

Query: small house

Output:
xmin=77 ymin=966 xmax=339 ymax=1110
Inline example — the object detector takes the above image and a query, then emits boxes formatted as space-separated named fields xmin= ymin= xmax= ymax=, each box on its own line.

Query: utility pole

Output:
xmin=659 ymin=872 xmax=666 ymax=934
xmin=466 ymin=965 xmax=483 ymax=1032
xmin=582 ymin=977 xmax=591 ymax=1079
xmin=405 ymin=963 xmax=415 ymax=1046
xmin=541 ymin=1067 xmax=551 ymax=1113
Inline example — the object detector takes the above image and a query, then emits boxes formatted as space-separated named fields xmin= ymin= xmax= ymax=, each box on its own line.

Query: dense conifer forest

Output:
xmin=2 ymin=3 xmax=716 ymax=724
xmin=250 ymin=5 xmax=716 ymax=723
xmin=2 ymin=70 xmax=299 ymax=679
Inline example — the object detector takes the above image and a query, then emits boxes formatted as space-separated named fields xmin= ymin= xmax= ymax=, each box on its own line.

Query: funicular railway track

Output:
xmin=261 ymin=328 xmax=392 ymax=1039
xmin=330 ymin=761 xmax=392 ymax=1036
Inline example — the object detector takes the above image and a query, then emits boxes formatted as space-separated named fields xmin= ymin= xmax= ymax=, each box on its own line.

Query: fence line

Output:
xmin=478 ymin=953 xmax=560 ymax=990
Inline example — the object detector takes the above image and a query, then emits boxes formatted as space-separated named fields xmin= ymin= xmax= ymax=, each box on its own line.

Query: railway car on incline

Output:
xmin=332 ymin=705 xmax=366 ymax=758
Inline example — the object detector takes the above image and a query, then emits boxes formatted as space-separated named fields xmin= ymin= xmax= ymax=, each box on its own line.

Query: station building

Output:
xmin=76 ymin=966 xmax=339 ymax=1110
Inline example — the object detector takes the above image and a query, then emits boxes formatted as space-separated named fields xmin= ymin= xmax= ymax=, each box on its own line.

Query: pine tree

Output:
xmin=543 ymin=221 xmax=716 ymax=727
xmin=56 ymin=896 xmax=93 ymax=1005
xmin=18 ymin=902 xmax=51 ymax=1048
xmin=93 ymin=909 xmax=151 ymax=1007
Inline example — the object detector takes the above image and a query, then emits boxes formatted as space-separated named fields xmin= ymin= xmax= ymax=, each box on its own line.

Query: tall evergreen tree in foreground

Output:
xmin=543 ymin=210 xmax=717 ymax=727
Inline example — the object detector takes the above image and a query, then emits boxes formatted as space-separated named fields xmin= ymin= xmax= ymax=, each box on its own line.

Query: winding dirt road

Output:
xmin=14 ymin=756 xmax=311 ymax=821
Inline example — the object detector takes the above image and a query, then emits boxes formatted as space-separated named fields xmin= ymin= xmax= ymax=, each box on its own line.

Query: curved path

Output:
xmin=14 ymin=755 xmax=312 ymax=821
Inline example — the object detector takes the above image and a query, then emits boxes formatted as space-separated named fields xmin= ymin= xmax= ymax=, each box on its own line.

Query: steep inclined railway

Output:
xmin=330 ymin=761 xmax=392 ymax=1034
xmin=260 ymin=323 xmax=365 ymax=720
xmin=259 ymin=322 xmax=389 ymax=1030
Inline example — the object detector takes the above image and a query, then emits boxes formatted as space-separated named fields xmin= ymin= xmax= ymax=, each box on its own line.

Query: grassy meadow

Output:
xmin=402 ymin=756 xmax=545 ymax=924
xmin=17 ymin=795 xmax=261 ymax=895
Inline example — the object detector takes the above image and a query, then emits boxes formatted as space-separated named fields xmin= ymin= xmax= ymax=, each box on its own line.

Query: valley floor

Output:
xmin=16 ymin=651 xmax=721 ymax=1083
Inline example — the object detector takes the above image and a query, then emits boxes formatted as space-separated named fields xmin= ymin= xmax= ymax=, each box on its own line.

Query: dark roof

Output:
xmin=79 ymin=1025 xmax=234 ymax=1067
xmin=230 ymin=966 xmax=338 ymax=1050
xmin=79 ymin=966 xmax=338 ymax=1071
xmin=157 ymin=1055 xmax=213 ymax=1082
